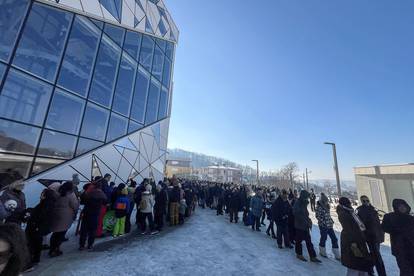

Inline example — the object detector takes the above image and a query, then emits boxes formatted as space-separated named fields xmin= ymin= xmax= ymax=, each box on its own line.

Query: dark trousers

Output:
xmin=276 ymin=223 xmax=290 ymax=246
xmin=368 ymin=242 xmax=386 ymax=276
xmin=216 ymin=203 xmax=223 ymax=215
xmin=80 ymin=215 xmax=98 ymax=248
xmin=50 ymin=231 xmax=67 ymax=253
xmin=295 ymin=229 xmax=316 ymax=258
xmin=261 ymin=210 xmax=266 ymax=224
xmin=229 ymin=209 xmax=239 ymax=223
xmin=266 ymin=220 xmax=276 ymax=236
xmin=141 ymin=212 xmax=154 ymax=232
xmin=396 ymin=252 xmax=414 ymax=276
xmin=319 ymin=226 xmax=338 ymax=248
xmin=26 ymin=229 xmax=43 ymax=263
xmin=154 ymin=211 xmax=164 ymax=231
xmin=310 ymin=201 xmax=316 ymax=212
xmin=251 ymin=215 xmax=261 ymax=230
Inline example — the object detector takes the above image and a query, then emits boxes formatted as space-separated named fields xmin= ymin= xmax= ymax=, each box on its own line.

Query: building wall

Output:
xmin=356 ymin=175 xmax=389 ymax=212
xmin=383 ymin=177 xmax=414 ymax=212
xmin=0 ymin=0 xmax=177 ymax=206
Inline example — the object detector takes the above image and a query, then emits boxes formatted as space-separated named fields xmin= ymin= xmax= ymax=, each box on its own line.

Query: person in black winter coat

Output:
xmin=382 ymin=199 xmax=414 ymax=276
xmin=25 ymin=189 xmax=57 ymax=266
xmin=356 ymin=195 xmax=386 ymax=276
xmin=272 ymin=190 xmax=292 ymax=248
xmin=154 ymin=185 xmax=167 ymax=231
xmin=229 ymin=189 xmax=241 ymax=223
xmin=309 ymin=189 xmax=316 ymax=212
xmin=337 ymin=197 xmax=373 ymax=275
xmin=79 ymin=183 xmax=107 ymax=250
xmin=292 ymin=190 xmax=320 ymax=262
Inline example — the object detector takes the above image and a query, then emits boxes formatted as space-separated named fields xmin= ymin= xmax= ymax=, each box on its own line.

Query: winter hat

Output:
xmin=339 ymin=197 xmax=351 ymax=208
xmin=299 ymin=190 xmax=310 ymax=200
xmin=320 ymin=193 xmax=329 ymax=204
xmin=392 ymin=199 xmax=411 ymax=214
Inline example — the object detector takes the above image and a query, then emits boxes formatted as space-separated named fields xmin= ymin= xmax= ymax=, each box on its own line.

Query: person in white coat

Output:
xmin=139 ymin=184 xmax=157 ymax=234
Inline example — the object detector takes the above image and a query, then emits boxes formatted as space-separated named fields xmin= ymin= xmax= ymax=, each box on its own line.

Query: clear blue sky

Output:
xmin=165 ymin=0 xmax=414 ymax=180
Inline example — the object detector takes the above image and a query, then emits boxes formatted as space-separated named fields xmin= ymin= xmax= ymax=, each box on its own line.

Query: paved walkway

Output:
xmin=30 ymin=208 xmax=360 ymax=276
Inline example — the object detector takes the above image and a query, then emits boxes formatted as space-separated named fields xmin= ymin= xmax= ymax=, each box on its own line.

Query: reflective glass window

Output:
xmin=58 ymin=16 xmax=101 ymax=97
xmin=0 ymin=63 xmax=5 ymax=82
xmin=130 ymin=66 xmax=150 ymax=123
xmin=80 ymin=103 xmax=109 ymax=141
xmin=113 ymin=52 xmax=137 ymax=117
xmin=104 ymin=23 xmax=124 ymax=47
xmin=88 ymin=35 xmax=121 ymax=107
xmin=0 ymin=69 xmax=53 ymax=126
xmin=158 ymin=87 xmax=168 ymax=120
xmin=90 ymin=18 xmax=104 ymax=29
xmin=145 ymin=78 xmax=160 ymax=125
xmin=165 ymin=42 xmax=174 ymax=60
xmin=139 ymin=35 xmax=155 ymax=72
xmin=31 ymin=157 xmax=64 ymax=176
xmin=152 ymin=45 xmax=164 ymax=82
xmin=0 ymin=0 xmax=29 ymax=62
xmin=45 ymin=89 xmax=85 ymax=135
xmin=128 ymin=120 xmax=143 ymax=134
xmin=99 ymin=0 xmax=122 ymax=22
xmin=0 ymin=154 xmax=33 ymax=188
xmin=106 ymin=113 xmax=127 ymax=142
xmin=37 ymin=130 xmax=76 ymax=159
xmin=0 ymin=119 xmax=40 ymax=155
xmin=162 ymin=57 xmax=171 ymax=88
xmin=156 ymin=38 xmax=166 ymax=53
xmin=76 ymin=137 xmax=103 ymax=156
xmin=124 ymin=30 xmax=142 ymax=60
xmin=13 ymin=3 xmax=72 ymax=82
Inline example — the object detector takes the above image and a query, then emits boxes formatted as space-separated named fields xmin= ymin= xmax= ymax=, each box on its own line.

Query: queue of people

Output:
xmin=192 ymin=181 xmax=414 ymax=276
xmin=0 ymin=175 xmax=198 ymax=275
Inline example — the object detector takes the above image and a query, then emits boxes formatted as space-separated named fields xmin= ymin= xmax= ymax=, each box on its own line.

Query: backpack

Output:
xmin=139 ymin=198 xmax=147 ymax=210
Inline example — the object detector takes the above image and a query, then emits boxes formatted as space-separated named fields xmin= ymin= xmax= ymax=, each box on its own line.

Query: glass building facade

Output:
xmin=0 ymin=0 xmax=177 ymax=193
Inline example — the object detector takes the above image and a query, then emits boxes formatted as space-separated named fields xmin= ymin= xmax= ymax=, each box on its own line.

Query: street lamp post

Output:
xmin=252 ymin=160 xmax=259 ymax=186
xmin=324 ymin=142 xmax=342 ymax=196
xmin=306 ymin=168 xmax=312 ymax=191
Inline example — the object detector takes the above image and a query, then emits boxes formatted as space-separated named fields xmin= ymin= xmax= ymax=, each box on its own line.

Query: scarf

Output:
xmin=341 ymin=204 xmax=366 ymax=232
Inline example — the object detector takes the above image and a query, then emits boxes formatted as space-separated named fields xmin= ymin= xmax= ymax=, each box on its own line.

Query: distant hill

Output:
xmin=167 ymin=148 xmax=250 ymax=170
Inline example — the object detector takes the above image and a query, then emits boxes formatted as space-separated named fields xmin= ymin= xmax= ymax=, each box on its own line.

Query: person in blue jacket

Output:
xmin=250 ymin=191 xmax=264 ymax=231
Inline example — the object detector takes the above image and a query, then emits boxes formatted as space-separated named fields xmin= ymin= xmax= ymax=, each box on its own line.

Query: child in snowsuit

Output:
xmin=179 ymin=199 xmax=187 ymax=225
xmin=113 ymin=188 xmax=130 ymax=237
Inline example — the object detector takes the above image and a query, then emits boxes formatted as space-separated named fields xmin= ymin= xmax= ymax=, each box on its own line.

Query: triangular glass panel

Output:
xmin=99 ymin=0 xmax=121 ymax=22
xmin=134 ymin=16 xmax=140 ymax=27
xmin=145 ymin=17 xmax=154 ymax=33
xmin=114 ymin=137 xmax=138 ymax=151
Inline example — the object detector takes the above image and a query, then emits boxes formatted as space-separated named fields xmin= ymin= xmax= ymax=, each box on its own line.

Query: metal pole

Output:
xmin=252 ymin=160 xmax=259 ymax=186
xmin=332 ymin=144 xmax=342 ymax=196
xmin=324 ymin=142 xmax=342 ymax=196
xmin=306 ymin=168 xmax=309 ymax=190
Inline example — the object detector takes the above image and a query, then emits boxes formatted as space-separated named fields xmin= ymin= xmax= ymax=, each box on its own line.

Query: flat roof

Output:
xmin=354 ymin=163 xmax=414 ymax=175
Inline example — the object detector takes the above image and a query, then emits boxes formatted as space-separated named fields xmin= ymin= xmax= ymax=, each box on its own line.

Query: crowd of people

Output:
xmin=193 ymin=182 xmax=414 ymax=276
xmin=0 ymin=176 xmax=413 ymax=275
xmin=0 ymin=174 xmax=198 ymax=274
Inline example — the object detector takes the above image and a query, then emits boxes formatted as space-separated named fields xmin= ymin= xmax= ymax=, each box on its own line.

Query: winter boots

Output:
xmin=319 ymin=246 xmax=327 ymax=258
xmin=310 ymin=257 xmax=322 ymax=263
xmin=296 ymin=255 xmax=307 ymax=262
xmin=319 ymin=246 xmax=341 ymax=260
xmin=332 ymin=248 xmax=341 ymax=260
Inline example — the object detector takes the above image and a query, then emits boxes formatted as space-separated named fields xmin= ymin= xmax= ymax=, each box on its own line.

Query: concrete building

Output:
xmin=196 ymin=165 xmax=242 ymax=184
xmin=0 ymin=0 xmax=178 ymax=206
xmin=354 ymin=164 xmax=414 ymax=212
xmin=165 ymin=159 xmax=192 ymax=178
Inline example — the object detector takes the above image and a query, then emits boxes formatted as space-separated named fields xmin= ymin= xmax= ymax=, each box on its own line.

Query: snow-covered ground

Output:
xmin=30 ymin=208 xmax=399 ymax=276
